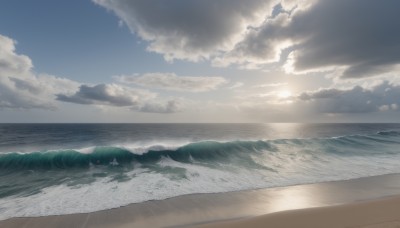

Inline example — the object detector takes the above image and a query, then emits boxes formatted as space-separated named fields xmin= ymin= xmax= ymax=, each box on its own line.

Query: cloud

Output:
xmin=95 ymin=0 xmax=400 ymax=78
xmin=230 ymin=80 xmax=400 ymax=122
xmin=213 ymin=13 xmax=293 ymax=68
xmin=0 ymin=34 xmax=79 ymax=110
xmin=56 ymin=83 xmax=184 ymax=113
xmin=131 ymin=99 xmax=183 ymax=114
xmin=93 ymin=0 xmax=276 ymax=62
xmin=284 ymin=0 xmax=400 ymax=78
xmin=228 ymin=82 xmax=244 ymax=90
xmin=115 ymin=73 xmax=227 ymax=92
xmin=56 ymin=84 xmax=155 ymax=106
xmin=0 ymin=34 xmax=184 ymax=114
xmin=253 ymin=82 xmax=288 ymax=88
xmin=298 ymin=81 xmax=400 ymax=113
xmin=0 ymin=35 xmax=32 ymax=76
xmin=220 ymin=0 xmax=400 ymax=78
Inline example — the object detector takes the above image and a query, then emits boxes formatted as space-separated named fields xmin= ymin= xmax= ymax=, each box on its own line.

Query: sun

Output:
xmin=277 ymin=90 xmax=292 ymax=98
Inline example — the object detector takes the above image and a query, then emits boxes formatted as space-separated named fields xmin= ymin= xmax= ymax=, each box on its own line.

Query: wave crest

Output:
xmin=1 ymin=130 xmax=399 ymax=171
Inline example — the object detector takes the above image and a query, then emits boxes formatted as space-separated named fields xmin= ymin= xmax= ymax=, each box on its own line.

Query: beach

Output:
xmin=1 ymin=0 xmax=399 ymax=224
xmin=2 ymin=173 xmax=400 ymax=228
xmin=195 ymin=196 xmax=400 ymax=228
xmin=1 ymin=124 xmax=400 ymax=227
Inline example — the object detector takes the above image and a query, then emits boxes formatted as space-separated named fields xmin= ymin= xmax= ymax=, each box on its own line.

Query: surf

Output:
xmin=0 ymin=130 xmax=399 ymax=171
xmin=1 ymin=129 xmax=400 ymax=220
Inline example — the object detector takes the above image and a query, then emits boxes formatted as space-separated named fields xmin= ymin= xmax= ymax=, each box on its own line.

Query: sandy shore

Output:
xmin=2 ymin=174 xmax=400 ymax=228
xmin=193 ymin=196 xmax=400 ymax=228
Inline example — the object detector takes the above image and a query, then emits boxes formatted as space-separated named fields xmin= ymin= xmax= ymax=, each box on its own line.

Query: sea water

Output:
xmin=0 ymin=123 xmax=400 ymax=220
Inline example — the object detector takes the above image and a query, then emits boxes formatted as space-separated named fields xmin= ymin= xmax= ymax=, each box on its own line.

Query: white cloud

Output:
xmin=228 ymin=82 xmax=244 ymax=90
xmin=114 ymin=73 xmax=227 ymax=92
xmin=0 ymin=34 xmax=184 ymax=114
xmin=0 ymin=35 xmax=32 ymax=76
xmin=253 ymin=82 xmax=288 ymax=88
xmin=0 ymin=34 xmax=79 ymax=110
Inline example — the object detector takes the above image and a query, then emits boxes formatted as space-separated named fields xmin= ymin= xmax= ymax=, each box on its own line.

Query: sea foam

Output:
xmin=1 ymin=130 xmax=400 ymax=220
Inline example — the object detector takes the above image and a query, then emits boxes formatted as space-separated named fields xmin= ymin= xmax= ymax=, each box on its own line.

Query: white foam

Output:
xmin=2 ymin=146 xmax=400 ymax=220
xmin=117 ymin=140 xmax=193 ymax=154
xmin=75 ymin=146 xmax=96 ymax=154
xmin=0 ymin=139 xmax=194 ymax=156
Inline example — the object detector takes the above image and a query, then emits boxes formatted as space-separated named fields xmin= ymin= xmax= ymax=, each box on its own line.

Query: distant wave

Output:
xmin=377 ymin=130 xmax=400 ymax=136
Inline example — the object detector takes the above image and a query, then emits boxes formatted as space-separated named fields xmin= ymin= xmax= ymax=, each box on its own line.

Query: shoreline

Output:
xmin=192 ymin=195 xmax=400 ymax=228
xmin=2 ymin=173 xmax=400 ymax=227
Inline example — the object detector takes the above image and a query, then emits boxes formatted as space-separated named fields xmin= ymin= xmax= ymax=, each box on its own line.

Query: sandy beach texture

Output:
xmin=193 ymin=196 xmax=400 ymax=228
xmin=2 ymin=174 xmax=400 ymax=228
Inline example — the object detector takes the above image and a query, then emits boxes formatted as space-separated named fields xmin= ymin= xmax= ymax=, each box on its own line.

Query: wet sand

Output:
xmin=193 ymin=196 xmax=400 ymax=228
xmin=2 ymin=174 xmax=400 ymax=228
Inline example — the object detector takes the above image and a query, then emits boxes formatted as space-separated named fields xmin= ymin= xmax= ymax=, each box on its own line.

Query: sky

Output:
xmin=0 ymin=0 xmax=399 ymax=123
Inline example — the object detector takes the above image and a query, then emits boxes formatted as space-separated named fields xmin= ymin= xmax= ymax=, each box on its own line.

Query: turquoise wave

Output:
xmin=0 ymin=130 xmax=399 ymax=171
xmin=1 ymin=129 xmax=400 ymax=219
xmin=0 ymin=140 xmax=274 ymax=171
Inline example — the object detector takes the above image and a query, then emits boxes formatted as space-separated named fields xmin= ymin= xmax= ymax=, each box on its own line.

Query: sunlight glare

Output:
xmin=277 ymin=90 xmax=292 ymax=98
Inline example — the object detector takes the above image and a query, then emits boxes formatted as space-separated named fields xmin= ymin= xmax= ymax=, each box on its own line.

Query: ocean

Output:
xmin=0 ymin=123 xmax=400 ymax=220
